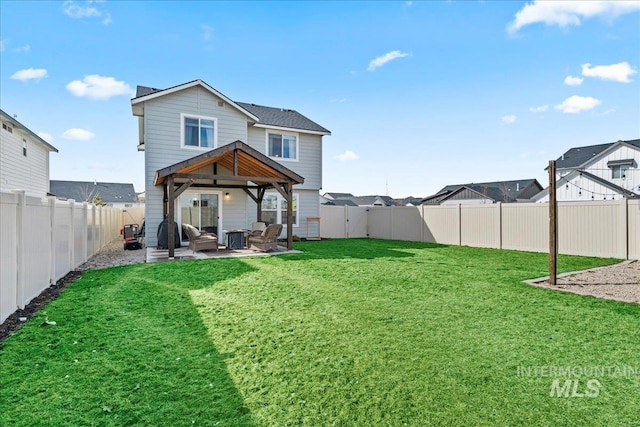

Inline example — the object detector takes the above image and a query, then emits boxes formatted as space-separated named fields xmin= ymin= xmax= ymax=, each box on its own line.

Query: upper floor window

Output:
xmin=181 ymin=114 xmax=216 ymax=149
xmin=611 ymin=165 xmax=629 ymax=180
xmin=22 ymin=139 xmax=27 ymax=157
xmin=267 ymin=131 xmax=297 ymax=161
xmin=2 ymin=123 xmax=12 ymax=133
xmin=608 ymin=159 xmax=635 ymax=180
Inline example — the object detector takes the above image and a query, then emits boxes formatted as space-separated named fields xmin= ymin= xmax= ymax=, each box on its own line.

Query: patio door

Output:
xmin=179 ymin=191 xmax=222 ymax=242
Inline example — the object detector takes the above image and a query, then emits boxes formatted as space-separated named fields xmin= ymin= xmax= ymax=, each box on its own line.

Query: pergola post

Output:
xmin=167 ymin=175 xmax=175 ymax=259
xmin=285 ymin=183 xmax=293 ymax=250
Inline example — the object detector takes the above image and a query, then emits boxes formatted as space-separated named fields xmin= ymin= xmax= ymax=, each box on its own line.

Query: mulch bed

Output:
xmin=0 ymin=270 xmax=83 ymax=344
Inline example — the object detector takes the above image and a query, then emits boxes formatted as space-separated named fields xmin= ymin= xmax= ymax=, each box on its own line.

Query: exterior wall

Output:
xmin=540 ymin=145 xmax=640 ymax=203
xmin=245 ymin=126 xmax=322 ymax=190
xmin=0 ymin=122 xmax=51 ymax=197
xmin=585 ymin=145 xmax=640 ymax=195
xmin=142 ymin=86 xmax=249 ymax=246
xmin=140 ymin=86 xmax=323 ymax=246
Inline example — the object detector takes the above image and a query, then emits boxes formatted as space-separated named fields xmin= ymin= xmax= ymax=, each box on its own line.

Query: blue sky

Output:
xmin=1 ymin=1 xmax=639 ymax=198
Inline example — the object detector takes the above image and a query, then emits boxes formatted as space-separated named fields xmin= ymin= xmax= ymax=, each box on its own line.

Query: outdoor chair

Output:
xmin=182 ymin=223 xmax=218 ymax=253
xmin=247 ymin=221 xmax=267 ymax=238
xmin=247 ymin=223 xmax=283 ymax=252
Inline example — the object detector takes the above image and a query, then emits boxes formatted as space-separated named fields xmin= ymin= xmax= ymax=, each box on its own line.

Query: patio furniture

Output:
xmin=247 ymin=221 xmax=267 ymax=238
xmin=224 ymin=229 xmax=246 ymax=250
xmin=247 ymin=223 xmax=283 ymax=252
xmin=182 ymin=223 xmax=218 ymax=252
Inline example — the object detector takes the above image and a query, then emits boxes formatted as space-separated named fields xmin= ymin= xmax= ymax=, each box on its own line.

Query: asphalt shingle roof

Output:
xmin=50 ymin=181 xmax=139 ymax=203
xmin=134 ymin=84 xmax=330 ymax=134
xmin=424 ymin=179 xmax=541 ymax=204
xmin=236 ymin=102 xmax=330 ymax=134
xmin=555 ymin=139 xmax=640 ymax=169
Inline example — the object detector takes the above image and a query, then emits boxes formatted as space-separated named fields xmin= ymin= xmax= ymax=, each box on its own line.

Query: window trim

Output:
xmin=180 ymin=113 xmax=218 ymax=150
xmin=611 ymin=165 xmax=629 ymax=180
xmin=265 ymin=129 xmax=299 ymax=162
xmin=262 ymin=192 xmax=299 ymax=227
xmin=22 ymin=139 xmax=27 ymax=157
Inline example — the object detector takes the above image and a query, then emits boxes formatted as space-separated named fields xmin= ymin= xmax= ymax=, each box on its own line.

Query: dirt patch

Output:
xmin=525 ymin=260 xmax=640 ymax=304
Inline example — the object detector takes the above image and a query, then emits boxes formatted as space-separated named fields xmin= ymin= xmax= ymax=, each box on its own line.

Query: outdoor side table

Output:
xmin=225 ymin=229 xmax=246 ymax=249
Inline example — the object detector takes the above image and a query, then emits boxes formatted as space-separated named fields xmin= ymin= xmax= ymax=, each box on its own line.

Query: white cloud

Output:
xmin=337 ymin=150 xmax=360 ymax=161
xmin=201 ymin=24 xmax=213 ymax=42
xmin=508 ymin=1 xmax=640 ymax=33
xmin=62 ymin=128 xmax=95 ymax=141
xmin=66 ymin=75 xmax=133 ymax=100
xmin=367 ymin=50 xmax=410 ymax=72
xmin=37 ymin=132 xmax=54 ymax=143
xmin=64 ymin=0 xmax=112 ymax=25
xmin=14 ymin=44 xmax=30 ymax=53
xmin=529 ymin=105 xmax=549 ymax=113
xmin=581 ymin=62 xmax=637 ymax=83
xmin=554 ymin=95 xmax=601 ymax=113
xmin=10 ymin=68 xmax=48 ymax=82
xmin=564 ymin=75 xmax=584 ymax=86
xmin=501 ymin=115 xmax=517 ymax=124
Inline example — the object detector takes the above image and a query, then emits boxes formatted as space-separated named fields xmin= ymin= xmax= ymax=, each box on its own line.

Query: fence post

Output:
xmin=344 ymin=205 xmax=348 ymax=239
xmin=82 ymin=202 xmax=89 ymax=262
xmin=49 ymin=197 xmax=56 ymax=285
xmin=497 ymin=202 xmax=503 ymax=250
xmin=457 ymin=204 xmax=462 ymax=246
xmin=13 ymin=190 xmax=26 ymax=309
xmin=69 ymin=200 xmax=75 ymax=269
xmin=621 ymin=199 xmax=629 ymax=260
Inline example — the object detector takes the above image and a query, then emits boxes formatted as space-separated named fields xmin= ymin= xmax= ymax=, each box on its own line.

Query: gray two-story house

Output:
xmin=131 ymin=80 xmax=330 ymax=251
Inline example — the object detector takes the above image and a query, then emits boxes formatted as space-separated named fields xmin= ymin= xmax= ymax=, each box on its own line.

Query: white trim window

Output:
xmin=181 ymin=113 xmax=217 ymax=149
xmin=266 ymin=130 xmax=298 ymax=161
xmin=262 ymin=192 xmax=298 ymax=227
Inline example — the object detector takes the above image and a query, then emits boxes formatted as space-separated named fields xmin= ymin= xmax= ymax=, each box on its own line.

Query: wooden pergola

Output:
xmin=154 ymin=140 xmax=304 ymax=258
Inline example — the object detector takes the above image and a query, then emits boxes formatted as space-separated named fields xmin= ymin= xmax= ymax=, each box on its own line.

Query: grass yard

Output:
xmin=1 ymin=239 xmax=639 ymax=426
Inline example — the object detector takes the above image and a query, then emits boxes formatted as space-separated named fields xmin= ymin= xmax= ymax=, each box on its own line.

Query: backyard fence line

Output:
xmin=0 ymin=190 xmax=145 ymax=323
xmin=320 ymin=200 xmax=640 ymax=260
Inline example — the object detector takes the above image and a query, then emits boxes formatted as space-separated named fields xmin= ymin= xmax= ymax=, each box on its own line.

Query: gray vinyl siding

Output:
xmin=245 ymin=126 xmax=322 ymax=190
xmin=143 ymin=86 xmax=249 ymax=246
xmin=244 ymin=188 xmax=319 ymax=239
xmin=0 ymin=124 xmax=50 ymax=197
xmin=140 ymin=85 xmax=323 ymax=246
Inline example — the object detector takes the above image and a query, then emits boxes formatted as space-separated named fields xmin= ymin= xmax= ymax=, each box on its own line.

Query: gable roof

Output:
xmin=323 ymin=199 xmax=358 ymax=207
xmin=131 ymin=80 xmax=259 ymax=121
xmin=50 ymin=180 xmax=138 ymax=203
xmin=534 ymin=168 xmax=640 ymax=201
xmin=554 ymin=139 xmax=640 ymax=169
xmin=0 ymin=109 xmax=58 ymax=152
xmin=423 ymin=179 xmax=542 ymax=204
xmin=323 ymin=192 xmax=355 ymax=199
xmin=131 ymin=79 xmax=330 ymax=135
xmin=154 ymin=140 xmax=304 ymax=187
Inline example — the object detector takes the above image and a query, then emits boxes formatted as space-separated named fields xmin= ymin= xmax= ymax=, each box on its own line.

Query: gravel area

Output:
xmin=77 ymin=239 xmax=146 ymax=271
xmin=526 ymin=260 xmax=640 ymax=304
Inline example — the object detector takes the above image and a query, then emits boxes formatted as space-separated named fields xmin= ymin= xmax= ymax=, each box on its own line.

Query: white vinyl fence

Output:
xmin=321 ymin=200 xmax=640 ymax=260
xmin=1 ymin=190 xmax=144 ymax=323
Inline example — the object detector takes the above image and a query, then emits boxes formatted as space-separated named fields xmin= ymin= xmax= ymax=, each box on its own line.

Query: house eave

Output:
xmin=252 ymin=123 xmax=331 ymax=136
xmin=130 ymin=79 xmax=260 ymax=122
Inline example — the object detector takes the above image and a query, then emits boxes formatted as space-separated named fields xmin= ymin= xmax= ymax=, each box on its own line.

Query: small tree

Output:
xmin=92 ymin=192 xmax=107 ymax=206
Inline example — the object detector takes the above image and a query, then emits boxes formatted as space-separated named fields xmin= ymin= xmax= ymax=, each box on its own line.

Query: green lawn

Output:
xmin=1 ymin=239 xmax=638 ymax=426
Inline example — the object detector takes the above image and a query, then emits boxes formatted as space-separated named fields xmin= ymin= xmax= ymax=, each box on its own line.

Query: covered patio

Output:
xmin=154 ymin=140 xmax=304 ymax=258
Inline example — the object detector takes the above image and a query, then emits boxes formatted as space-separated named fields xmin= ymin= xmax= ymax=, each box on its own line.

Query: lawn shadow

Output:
xmin=0 ymin=261 xmax=258 ymax=426
xmin=284 ymin=238 xmax=449 ymax=261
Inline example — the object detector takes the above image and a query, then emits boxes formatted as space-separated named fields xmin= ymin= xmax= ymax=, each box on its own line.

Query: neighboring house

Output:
xmin=49 ymin=180 xmax=141 ymax=208
xmin=0 ymin=109 xmax=58 ymax=198
xmin=395 ymin=196 xmax=424 ymax=206
xmin=422 ymin=179 xmax=543 ymax=205
xmin=323 ymin=199 xmax=358 ymax=207
xmin=534 ymin=139 xmax=640 ymax=202
xmin=323 ymin=192 xmax=355 ymax=200
xmin=131 ymin=79 xmax=331 ymax=250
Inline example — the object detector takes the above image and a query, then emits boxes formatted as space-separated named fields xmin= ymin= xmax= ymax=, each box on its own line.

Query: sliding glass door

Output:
xmin=179 ymin=191 xmax=222 ymax=242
